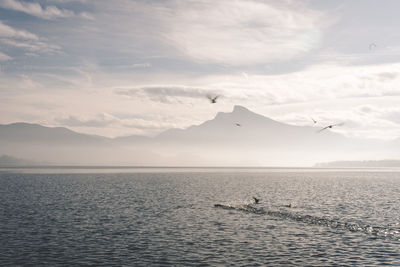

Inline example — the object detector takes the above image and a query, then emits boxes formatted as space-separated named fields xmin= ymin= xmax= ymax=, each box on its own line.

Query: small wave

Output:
xmin=214 ymin=204 xmax=400 ymax=240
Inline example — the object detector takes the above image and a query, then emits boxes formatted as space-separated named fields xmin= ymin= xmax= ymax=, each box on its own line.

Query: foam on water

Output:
xmin=214 ymin=203 xmax=400 ymax=240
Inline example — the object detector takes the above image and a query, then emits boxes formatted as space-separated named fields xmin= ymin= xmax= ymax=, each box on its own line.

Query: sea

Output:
xmin=0 ymin=167 xmax=399 ymax=266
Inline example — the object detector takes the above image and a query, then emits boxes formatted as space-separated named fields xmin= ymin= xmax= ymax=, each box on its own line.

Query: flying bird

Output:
xmin=235 ymin=123 xmax=241 ymax=127
xmin=369 ymin=43 xmax=377 ymax=50
xmin=253 ymin=197 xmax=260 ymax=204
xmin=317 ymin=122 xmax=344 ymax=133
xmin=207 ymin=95 xmax=220 ymax=104
xmin=310 ymin=117 xmax=317 ymax=124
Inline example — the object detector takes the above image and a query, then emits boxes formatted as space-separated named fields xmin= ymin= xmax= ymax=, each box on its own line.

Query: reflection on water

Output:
xmin=1 ymin=169 xmax=399 ymax=265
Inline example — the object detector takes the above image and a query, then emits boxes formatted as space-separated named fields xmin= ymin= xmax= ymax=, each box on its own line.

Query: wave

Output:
xmin=214 ymin=203 xmax=400 ymax=240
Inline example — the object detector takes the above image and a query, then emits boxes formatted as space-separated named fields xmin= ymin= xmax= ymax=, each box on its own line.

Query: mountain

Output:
xmin=148 ymin=105 xmax=389 ymax=166
xmin=0 ymin=155 xmax=44 ymax=166
xmin=113 ymin=134 xmax=151 ymax=144
xmin=157 ymin=105 xmax=346 ymax=146
xmin=0 ymin=122 xmax=109 ymax=144
xmin=0 ymin=123 xmax=137 ymax=165
xmin=1 ymin=106 xmax=399 ymax=166
xmin=315 ymin=160 xmax=400 ymax=168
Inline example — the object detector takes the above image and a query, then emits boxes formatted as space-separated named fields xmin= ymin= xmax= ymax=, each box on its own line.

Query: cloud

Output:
xmin=55 ymin=113 xmax=117 ymax=127
xmin=236 ymin=63 xmax=400 ymax=104
xmin=274 ymin=104 xmax=400 ymax=140
xmin=79 ymin=12 xmax=94 ymax=20
xmin=116 ymin=85 xmax=220 ymax=103
xmin=132 ymin=63 xmax=151 ymax=68
xmin=121 ymin=119 xmax=174 ymax=131
xmin=377 ymin=72 xmax=399 ymax=81
xmin=54 ymin=112 xmax=175 ymax=136
xmin=113 ymin=62 xmax=400 ymax=107
xmin=113 ymin=63 xmax=152 ymax=70
xmin=1 ymin=38 xmax=60 ymax=54
xmin=151 ymin=63 xmax=400 ymax=106
xmin=0 ymin=20 xmax=38 ymax=39
xmin=356 ymin=105 xmax=400 ymax=126
xmin=44 ymin=0 xmax=87 ymax=2
xmin=0 ymin=21 xmax=60 ymax=55
xmin=0 ymin=51 xmax=11 ymax=61
xmin=0 ymin=0 xmax=74 ymax=19
xmin=160 ymin=0 xmax=327 ymax=65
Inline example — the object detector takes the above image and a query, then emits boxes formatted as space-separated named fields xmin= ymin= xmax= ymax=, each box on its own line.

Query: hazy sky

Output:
xmin=2 ymin=0 xmax=400 ymax=139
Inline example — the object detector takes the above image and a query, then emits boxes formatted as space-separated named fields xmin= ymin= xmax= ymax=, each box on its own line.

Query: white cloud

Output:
xmin=317 ymin=105 xmax=400 ymax=140
xmin=115 ymin=85 xmax=220 ymax=103
xmin=55 ymin=113 xmax=117 ymax=127
xmin=161 ymin=0 xmax=327 ymax=65
xmin=53 ymin=112 xmax=176 ymax=136
xmin=1 ymin=38 xmax=60 ymax=54
xmin=0 ymin=39 xmax=61 ymax=54
xmin=197 ymin=62 xmax=400 ymax=105
xmin=0 ymin=20 xmax=38 ymax=39
xmin=0 ymin=21 xmax=60 ymax=55
xmin=0 ymin=51 xmax=11 ymax=61
xmin=0 ymin=0 xmax=74 ymax=19
xmin=267 ymin=104 xmax=400 ymax=140
xmin=132 ymin=63 xmax=151 ymax=68
xmin=355 ymin=105 xmax=400 ymax=126
xmin=79 ymin=11 xmax=94 ymax=20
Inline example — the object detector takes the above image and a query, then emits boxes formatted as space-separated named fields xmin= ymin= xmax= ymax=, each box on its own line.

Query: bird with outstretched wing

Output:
xmin=206 ymin=94 xmax=220 ymax=104
xmin=317 ymin=122 xmax=344 ymax=133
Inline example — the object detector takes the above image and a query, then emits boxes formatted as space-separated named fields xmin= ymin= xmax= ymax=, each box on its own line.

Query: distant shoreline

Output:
xmin=2 ymin=165 xmax=400 ymax=173
xmin=1 ymin=165 xmax=317 ymax=169
xmin=314 ymin=160 xmax=400 ymax=168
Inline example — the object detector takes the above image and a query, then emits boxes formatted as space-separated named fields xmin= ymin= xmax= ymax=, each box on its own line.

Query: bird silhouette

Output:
xmin=253 ymin=197 xmax=260 ymax=204
xmin=369 ymin=43 xmax=377 ymax=50
xmin=310 ymin=117 xmax=317 ymax=124
xmin=317 ymin=122 xmax=344 ymax=133
xmin=207 ymin=95 xmax=220 ymax=104
xmin=235 ymin=123 xmax=241 ymax=127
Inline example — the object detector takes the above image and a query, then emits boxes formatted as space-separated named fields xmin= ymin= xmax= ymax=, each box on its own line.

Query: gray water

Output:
xmin=0 ymin=168 xmax=399 ymax=266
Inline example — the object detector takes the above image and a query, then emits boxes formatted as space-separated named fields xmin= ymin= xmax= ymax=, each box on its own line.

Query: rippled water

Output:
xmin=1 ymin=168 xmax=399 ymax=266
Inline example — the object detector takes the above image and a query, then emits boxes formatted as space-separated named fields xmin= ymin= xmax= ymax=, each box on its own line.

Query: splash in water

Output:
xmin=214 ymin=203 xmax=400 ymax=240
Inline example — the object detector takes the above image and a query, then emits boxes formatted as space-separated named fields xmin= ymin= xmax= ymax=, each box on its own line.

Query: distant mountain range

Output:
xmin=315 ymin=160 xmax=400 ymax=168
xmin=1 ymin=105 xmax=399 ymax=166
xmin=0 ymin=155 xmax=43 ymax=166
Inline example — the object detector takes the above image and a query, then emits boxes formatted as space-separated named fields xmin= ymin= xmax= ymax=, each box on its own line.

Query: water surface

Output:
xmin=1 ymin=168 xmax=399 ymax=265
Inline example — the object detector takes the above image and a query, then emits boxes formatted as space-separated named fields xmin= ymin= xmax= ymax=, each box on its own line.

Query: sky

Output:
xmin=2 ymin=0 xmax=400 ymax=139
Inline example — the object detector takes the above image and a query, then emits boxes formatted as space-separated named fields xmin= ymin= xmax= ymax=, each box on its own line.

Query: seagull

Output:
xmin=235 ymin=123 xmax=241 ymax=127
xmin=369 ymin=43 xmax=377 ymax=50
xmin=310 ymin=117 xmax=317 ymax=124
xmin=207 ymin=95 xmax=220 ymax=104
xmin=317 ymin=122 xmax=344 ymax=133
xmin=253 ymin=197 xmax=260 ymax=204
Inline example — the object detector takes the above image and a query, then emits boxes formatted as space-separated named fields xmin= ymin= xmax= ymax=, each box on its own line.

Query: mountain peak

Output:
xmin=232 ymin=105 xmax=250 ymax=113
xmin=211 ymin=105 xmax=279 ymax=126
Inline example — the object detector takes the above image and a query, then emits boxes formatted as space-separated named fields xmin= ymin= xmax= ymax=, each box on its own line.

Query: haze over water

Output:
xmin=1 ymin=168 xmax=399 ymax=266
xmin=2 ymin=1 xmax=400 ymax=265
